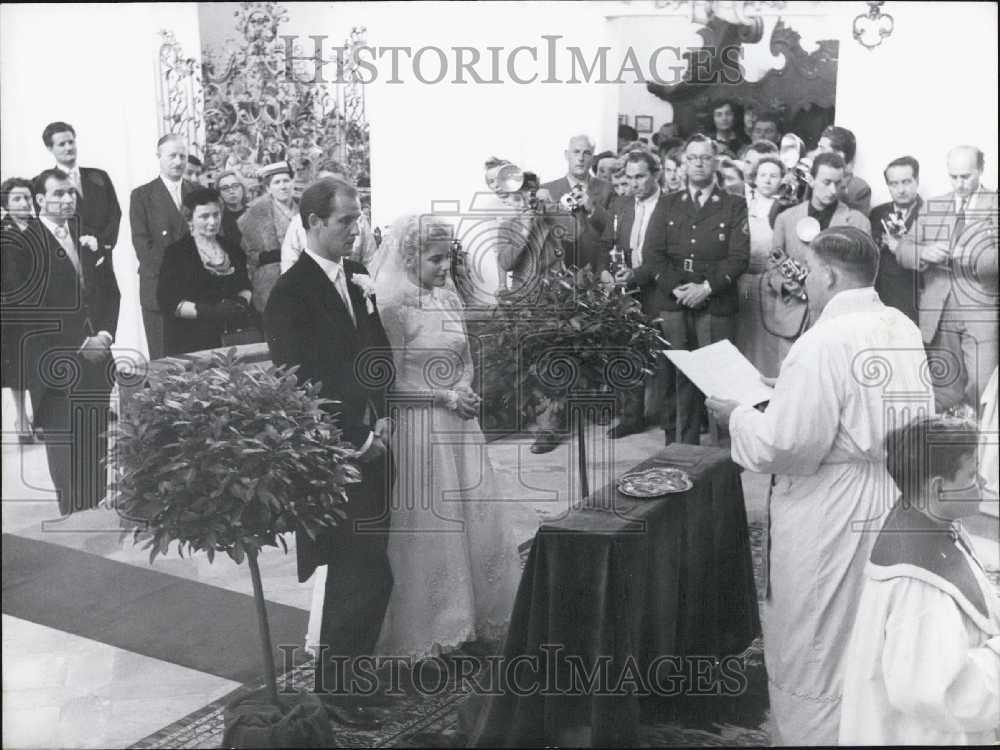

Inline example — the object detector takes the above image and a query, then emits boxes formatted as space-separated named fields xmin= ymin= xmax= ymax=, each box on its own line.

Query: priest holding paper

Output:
xmin=706 ymin=227 xmax=934 ymax=745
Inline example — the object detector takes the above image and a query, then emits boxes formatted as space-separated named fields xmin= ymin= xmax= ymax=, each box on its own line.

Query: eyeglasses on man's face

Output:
xmin=685 ymin=154 xmax=716 ymax=165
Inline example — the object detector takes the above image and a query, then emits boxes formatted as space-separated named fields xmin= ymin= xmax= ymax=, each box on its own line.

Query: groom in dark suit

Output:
xmin=265 ymin=178 xmax=395 ymax=729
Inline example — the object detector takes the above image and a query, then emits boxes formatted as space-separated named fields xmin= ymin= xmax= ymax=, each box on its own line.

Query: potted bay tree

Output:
xmin=112 ymin=348 xmax=360 ymax=747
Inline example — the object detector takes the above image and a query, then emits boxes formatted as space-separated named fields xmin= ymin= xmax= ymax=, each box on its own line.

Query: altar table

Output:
xmin=472 ymin=443 xmax=761 ymax=747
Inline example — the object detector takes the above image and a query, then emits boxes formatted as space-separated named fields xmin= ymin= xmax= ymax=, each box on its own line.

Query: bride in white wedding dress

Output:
xmin=306 ymin=214 xmax=531 ymax=660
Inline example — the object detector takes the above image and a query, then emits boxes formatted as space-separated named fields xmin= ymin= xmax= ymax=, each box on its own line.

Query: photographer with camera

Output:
xmin=869 ymin=155 xmax=924 ymax=324
xmin=488 ymin=157 xmax=581 ymax=454
xmin=541 ymin=135 xmax=614 ymax=272
xmin=490 ymin=159 xmax=566 ymax=299
xmin=757 ymin=152 xmax=871 ymax=375
xmin=772 ymin=152 xmax=871 ymax=267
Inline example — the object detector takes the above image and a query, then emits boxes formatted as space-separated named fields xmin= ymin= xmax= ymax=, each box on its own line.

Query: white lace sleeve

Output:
xmin=378 ymin=294 xmax=411 ymax=389
xmin=441 ymin=288 xmax=476 ymax=391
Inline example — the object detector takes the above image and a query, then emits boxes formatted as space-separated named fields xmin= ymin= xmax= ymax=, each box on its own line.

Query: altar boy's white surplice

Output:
xmin=839 ymin=506 xmax=1000 ymax=745
xmin=728 ymin=288 xmax=933 ymax=745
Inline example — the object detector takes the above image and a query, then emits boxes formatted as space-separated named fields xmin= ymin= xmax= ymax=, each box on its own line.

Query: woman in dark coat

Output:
xmin=2 ymin=177 xmax=38 ymax=443
xmin=157 ymin=187 xmax=253 ymax=356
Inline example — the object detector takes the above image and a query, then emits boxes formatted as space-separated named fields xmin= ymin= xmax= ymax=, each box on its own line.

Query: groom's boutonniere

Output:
xmin=350 ymin=273 xmax=377 ymax=314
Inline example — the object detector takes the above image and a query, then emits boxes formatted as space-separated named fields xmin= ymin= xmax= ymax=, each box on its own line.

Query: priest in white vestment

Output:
xmin=839 ymin=416 xmax=1000 ymax=745
xmin=707 ymin=226 xmax=934 ymax=745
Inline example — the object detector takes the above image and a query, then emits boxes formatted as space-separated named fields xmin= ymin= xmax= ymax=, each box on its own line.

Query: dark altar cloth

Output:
xmin=471 ymin=443 xmax=761 ymax=747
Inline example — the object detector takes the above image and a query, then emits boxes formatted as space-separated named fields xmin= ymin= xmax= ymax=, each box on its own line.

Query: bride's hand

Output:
xmin=454 ymin=390 xmax=480 ymax=420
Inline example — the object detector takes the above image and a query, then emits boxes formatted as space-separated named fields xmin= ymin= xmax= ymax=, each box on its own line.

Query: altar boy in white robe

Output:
xmin=839 ymin=416 xmax=1000 ymax=745
xmin=707 ymin=226 xmax=933 ymax=745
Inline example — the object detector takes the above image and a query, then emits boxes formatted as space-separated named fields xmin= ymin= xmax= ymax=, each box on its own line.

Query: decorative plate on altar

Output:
xmin=616 ymin=467 xmax=693 ymax=498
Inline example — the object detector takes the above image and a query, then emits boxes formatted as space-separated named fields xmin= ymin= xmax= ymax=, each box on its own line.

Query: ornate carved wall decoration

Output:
xmin=646 ymin=13 xmax=838 ymax=147
xmin=853 ymin=1 xmax=895 ymax=50
xmin=157 ymin=30 xmax=205 ymax=159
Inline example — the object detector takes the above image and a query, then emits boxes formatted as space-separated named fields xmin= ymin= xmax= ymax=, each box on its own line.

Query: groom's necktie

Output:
xmin=333 ymin=268 xmax=356 ymax=327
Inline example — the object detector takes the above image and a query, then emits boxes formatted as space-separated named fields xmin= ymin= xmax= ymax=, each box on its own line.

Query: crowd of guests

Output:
xmin=483 ymin=106 xmax=998 ymax=745
xmin=498 ymin=97 xmax=996 ymax=458
xmin=0 ymin=122 xmax=379 ymax=508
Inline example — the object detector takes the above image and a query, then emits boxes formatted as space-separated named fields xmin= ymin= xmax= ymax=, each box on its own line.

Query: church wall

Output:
xmin=833 ymin=1 xmax=998 ymax=203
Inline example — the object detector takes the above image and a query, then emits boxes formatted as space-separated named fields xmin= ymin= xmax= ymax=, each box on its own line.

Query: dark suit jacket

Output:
xmin=870 ymin=198 xmax=922 ymax=324
xmin=541 ymin=176 xmax=613 ymax=271
xmin=156 ymin=235 xmax=252 ymax=355
xmin=658 ymin=185 xmax=750 ymax=316
xmin=76 ymin=167 xmax=122 ymax=252
xmin=129 ymin=177 xmax=194 ymax=310
xmin=265 ymin=252 xmax=394 ymax=581
xmin=4 ymin=219 xmax=120 ymax=413
xmin=608 ymin=191 xmax=671 ymax=316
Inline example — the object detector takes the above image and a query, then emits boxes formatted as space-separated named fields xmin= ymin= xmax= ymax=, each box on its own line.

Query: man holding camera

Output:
xmin=541 ymin=134 xmax=614 ymax=272
xmin=490 ymin=159 xmax=576 ymax=453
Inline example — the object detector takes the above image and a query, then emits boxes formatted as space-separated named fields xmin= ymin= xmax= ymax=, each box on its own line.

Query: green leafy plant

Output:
xmin=481 ymin=266 xmax=669 ymax=420
xmin=113 ymin=348 xmax=360 ymax=707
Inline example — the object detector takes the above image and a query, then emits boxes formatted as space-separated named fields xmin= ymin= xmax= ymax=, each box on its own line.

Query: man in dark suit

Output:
xmin=620 ymin=134 xmax=749 ymax=445
xmin=870 ymin=155 xmax=923 ymax=324
xmin=130 ymin=134 xmax=193 ymax=361
xmin=541 ymin=134 xmax=613 ymax=272
xmin=42 ymin=121 xmax=122 ymax=257
xmin=7 ymin=170 xmax=120 ymax=515
xmin=607 ymin=150 xmax=672 ymax=438
xmin=265 ymin=178 xmax=394 ymax=729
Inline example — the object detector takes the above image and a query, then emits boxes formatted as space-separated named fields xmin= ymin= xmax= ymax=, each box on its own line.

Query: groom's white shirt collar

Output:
xmin=303 ymin=246 xmax=345 ymax=284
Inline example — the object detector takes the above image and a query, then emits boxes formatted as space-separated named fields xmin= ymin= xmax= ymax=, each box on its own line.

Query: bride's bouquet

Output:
xmin=480 ymin=266 xmax=669 ymax=424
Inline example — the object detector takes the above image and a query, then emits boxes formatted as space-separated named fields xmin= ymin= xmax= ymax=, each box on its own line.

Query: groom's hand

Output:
xmin=356 ymin=433 xmax=387 ymax=463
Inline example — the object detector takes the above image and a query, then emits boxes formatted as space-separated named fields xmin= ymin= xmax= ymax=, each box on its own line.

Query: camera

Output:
xmin=559 ymin=183 xmax=587 ymax=213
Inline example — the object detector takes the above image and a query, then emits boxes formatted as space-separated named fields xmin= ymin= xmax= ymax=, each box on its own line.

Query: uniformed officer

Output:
xmin=617 ymin=133 xmax=749 ymax=444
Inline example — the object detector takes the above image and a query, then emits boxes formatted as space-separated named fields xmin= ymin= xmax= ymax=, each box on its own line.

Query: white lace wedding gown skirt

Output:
xmin=374 ymin=403 xmax=529 ymax=659
xmin=304 ymin=408 xmax=528 ymax=659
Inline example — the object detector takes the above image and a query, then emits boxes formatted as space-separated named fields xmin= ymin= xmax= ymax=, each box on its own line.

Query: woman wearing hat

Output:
xmin=236 ymin=160 xmax=298 ymax=313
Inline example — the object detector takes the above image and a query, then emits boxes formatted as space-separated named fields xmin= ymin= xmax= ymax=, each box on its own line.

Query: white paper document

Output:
xmin=664 ymin=340 xmax=774 ymax=406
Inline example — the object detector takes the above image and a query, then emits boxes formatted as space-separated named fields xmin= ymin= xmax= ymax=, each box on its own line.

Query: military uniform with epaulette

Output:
xmin=653 ymin=183 xmax=749 ymax=444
